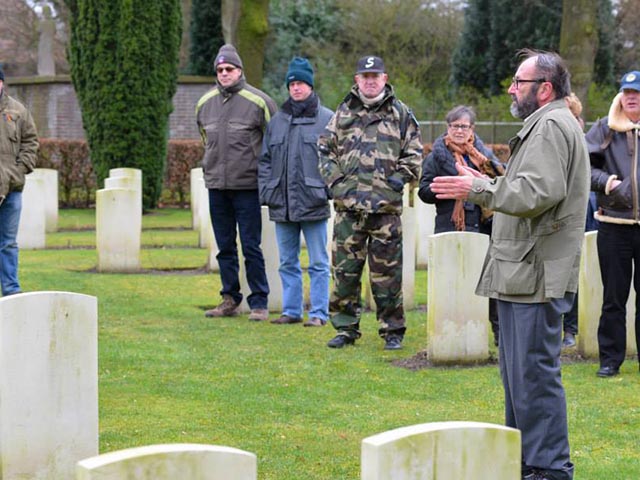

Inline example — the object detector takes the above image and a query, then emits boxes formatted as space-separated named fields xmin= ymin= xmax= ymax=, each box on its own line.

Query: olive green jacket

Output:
xmin=468 ymin=100 xmax=590 ymax=303
xmin=0 ymin=90 xmax=39 ymax=198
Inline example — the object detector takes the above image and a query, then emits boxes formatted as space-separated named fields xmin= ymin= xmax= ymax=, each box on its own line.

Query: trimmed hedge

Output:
xmin=36 ymin=139 xmax=510 ymax=208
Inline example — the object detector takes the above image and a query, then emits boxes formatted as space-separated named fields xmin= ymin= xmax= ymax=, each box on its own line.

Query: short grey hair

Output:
xmin=445 ymin=105 xmax=476 ymax=125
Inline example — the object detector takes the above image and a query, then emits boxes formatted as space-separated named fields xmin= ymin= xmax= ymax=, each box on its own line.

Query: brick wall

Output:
xmin=5 ymin=75 xmax=214 ymax=140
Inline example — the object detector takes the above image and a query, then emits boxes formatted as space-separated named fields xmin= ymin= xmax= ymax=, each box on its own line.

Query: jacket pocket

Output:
xmin=489 ymin=239 xmax=537 ymax=295
xmin=301 ymin=133 xmax=322 ymax=179
xmin=543 ymin=255 xmax=576 ymax=298
xmin=602 ymin=177 xmax=633 ymax=210
xmin=304 ymin=176 xmax=329 ymax=207
xmin=261 ymin=177 xmax=284 ymax=209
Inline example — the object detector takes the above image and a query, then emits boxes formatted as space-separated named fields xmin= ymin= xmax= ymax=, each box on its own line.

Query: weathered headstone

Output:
xmin=195 ymin=179 xmax=219 ymax=272
xmin=414 ymin=190 xmax=436 ymax=269
xmin=16 ymin=174 xmax=46 ymax=249
xmin=0 ymin=291 xmax=98 ymax=479
xmin=76 ymin=444 xmax=257 ymax=480
xmin=105 ymin=176 xmax=142 ymax=216
xmin=578 ymin=231 xmax=637 ymax=358
xmin=427 ymin=232 xmax=490 ymax=364
xmin=361 ymin=421 xmax=521 ymax=480
xmin=96 ymin=188 xmax=141 ymax=272
xmin=31 ymin=168 xmax=59 ymax=232
xmin=402 ymin=206 xmax=416 ymax=311
xmin=107 ymin=168 xmax=143 ymax=213
xmin=191 ymin=167 xmax=204 ymax=230
xmin=238 ymin=207 xmax=279 ymax=313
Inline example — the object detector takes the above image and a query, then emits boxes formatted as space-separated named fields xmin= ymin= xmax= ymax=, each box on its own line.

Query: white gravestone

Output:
xmin=402 ymin=206 xmax=416 ymax=311
xmin=16 ymin=174 xmax=46 ymax=249
xmin=105 ymin=176 xmax=142 ymax=216
xmin=191 ymin=167 xmax=204 ymax=230
xmin=0 ymin=291 xmax=98 ymax=480
xmin=96 ymin=188 xmax=141 ymax=272
xmin=414 ymin=190 xmax=436 ymax=269
xmin=578 ymin=231 xmax=637 ymax=358
xmin=238 ymin=207 xmax=279 ymax=313
xmin=31 ymin=168 xmax=59 ymax=232
xmin=196 ymin=179 xmax=219 ymax=272
xmin=361 ymin=421 xmax=521 ymax=480
xmin=108 ymin=168 xmax=143 ymax=213
xmin=76 ymin=444 xmax=257 ymax=480
xmin=427 ymin=232 xmax=490 ymax=364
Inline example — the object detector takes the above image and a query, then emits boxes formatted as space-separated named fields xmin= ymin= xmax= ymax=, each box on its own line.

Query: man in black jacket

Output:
xmin=587 ymin=70 xmax=640 ymax=377
xmin=258 ymin=57 xmax=333 ymax=327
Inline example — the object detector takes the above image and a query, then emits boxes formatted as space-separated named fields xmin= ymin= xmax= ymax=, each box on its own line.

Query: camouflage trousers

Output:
xmin=330 ymin=210 xmax=405 ymax=338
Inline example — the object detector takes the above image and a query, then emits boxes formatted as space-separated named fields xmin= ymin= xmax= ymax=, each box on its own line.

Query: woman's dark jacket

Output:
xmin=258 ymin=95 xmax=333 ymax=222
xmin=418 ymin=134 xmax=501 ymax=234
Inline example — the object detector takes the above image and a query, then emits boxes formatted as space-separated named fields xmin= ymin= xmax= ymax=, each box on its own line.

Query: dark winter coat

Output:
xmin=196 ymin=78 xmax=277 ymax=190
xmin=418 ymin=134 xmax=500 ymax=234
xmin=258 ymin=95 xmax=333 ymax=222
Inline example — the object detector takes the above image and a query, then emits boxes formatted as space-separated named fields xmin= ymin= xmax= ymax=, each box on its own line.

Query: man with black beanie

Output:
xmin=258 ymin=57 xmax=333 ymax=327
xmin=196 ymin=44 xmax=277 ymax=321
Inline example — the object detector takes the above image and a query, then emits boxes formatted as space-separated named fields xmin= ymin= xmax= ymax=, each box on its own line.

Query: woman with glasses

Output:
xmin=418 ymin=105 xmax=504 ymax=345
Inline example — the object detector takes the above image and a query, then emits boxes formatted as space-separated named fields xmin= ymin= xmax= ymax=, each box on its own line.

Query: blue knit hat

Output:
xmin=0 ymin=66 xmax=4 ymax=82
xmin=285 ymin=57 xmax=314 ymax=88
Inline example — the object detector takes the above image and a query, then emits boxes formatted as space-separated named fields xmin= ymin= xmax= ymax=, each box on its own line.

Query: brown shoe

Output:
xmin=271 ymin=314 xmax=303 ymax=325
xmin=204 ymin=294 xmax=239 ymax=318
xmin=303 ymin=317 xmax=326 ymax=327
xmin=248 ymin=308 xmax=269 ymax=322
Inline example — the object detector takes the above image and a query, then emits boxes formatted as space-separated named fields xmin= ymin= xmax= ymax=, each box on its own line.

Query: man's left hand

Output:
xmin=430 ymin=163 xmax=478 ymax=200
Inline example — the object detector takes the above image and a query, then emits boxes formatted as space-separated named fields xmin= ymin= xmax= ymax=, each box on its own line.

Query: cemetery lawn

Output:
xmin=19 ymin=208 xmax=640 ymax=480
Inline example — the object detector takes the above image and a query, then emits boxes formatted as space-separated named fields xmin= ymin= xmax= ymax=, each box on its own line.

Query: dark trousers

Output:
xmin=596 ymin=222 xmax=640 ymax=368
xmin=208 ymin=189 xmax=268 ymax=309
xmin=563 ymin=292 xmax=578 ymax=335
xmin=498 ymin=295 xmax=574 ymax=479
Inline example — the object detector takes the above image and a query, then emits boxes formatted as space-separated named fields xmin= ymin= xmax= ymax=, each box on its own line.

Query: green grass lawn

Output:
xmin=17 ymin=208 xmax=640 ymax=479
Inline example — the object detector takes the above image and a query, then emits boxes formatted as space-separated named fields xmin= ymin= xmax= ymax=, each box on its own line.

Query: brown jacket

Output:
xmin=195 ymin=78 xmax=277 ymax=190
xmin=0 ymin=90 xmax=39 ymax=198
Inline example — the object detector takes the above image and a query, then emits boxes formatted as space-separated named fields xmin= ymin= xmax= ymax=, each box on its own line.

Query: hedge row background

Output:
xmin=36 ymin=138 xmax=511 ymax=208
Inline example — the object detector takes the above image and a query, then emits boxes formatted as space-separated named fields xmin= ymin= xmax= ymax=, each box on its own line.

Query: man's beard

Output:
xmin=510 ymin=90 xmax=539 ymax=119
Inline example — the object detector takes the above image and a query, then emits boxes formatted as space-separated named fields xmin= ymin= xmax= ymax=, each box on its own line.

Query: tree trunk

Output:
xmin=221 ymin=0 xmax=269 ymax=88
xmin=559 ymin=0 xmax=598 ymax=116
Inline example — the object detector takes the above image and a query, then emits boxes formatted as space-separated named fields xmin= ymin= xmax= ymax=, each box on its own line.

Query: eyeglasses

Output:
xmin=448 ymin=123 xmax=472 ymax=131
xmin=216 ymin=66 xmax=237 ymax=74
xmin=511 ymin=77 xmax=546 ymax=90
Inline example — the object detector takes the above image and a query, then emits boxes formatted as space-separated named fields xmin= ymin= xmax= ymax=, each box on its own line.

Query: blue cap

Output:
xmin=620 ymin=71 xmax=640 ymax=92
xmin=285 ymin=57 xmax=314 ymax=88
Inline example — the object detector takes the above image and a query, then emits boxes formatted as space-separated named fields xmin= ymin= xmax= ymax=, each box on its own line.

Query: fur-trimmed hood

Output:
xmin=607 ymin=92 xmax=640 ymax=132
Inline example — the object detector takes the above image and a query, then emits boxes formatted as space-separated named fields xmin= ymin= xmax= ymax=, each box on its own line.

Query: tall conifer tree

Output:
xmin=65 ymin=0 xmax=182 ymax=209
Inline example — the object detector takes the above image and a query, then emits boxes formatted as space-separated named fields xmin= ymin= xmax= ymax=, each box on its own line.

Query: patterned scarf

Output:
xmin=444 ymin=134 xmax=505 ymax=231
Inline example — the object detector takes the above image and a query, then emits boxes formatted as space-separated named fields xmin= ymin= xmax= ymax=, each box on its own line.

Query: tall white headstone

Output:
xmin=361 ymin=421 xmax=521 ymax=480
xmin=414 ymin=190 xmax=436 ymax=269
xmin=31 ymin=168 xmax=59 ymax=232
xmin=578 ymin=231 xmax=637 ymax=358
xmin=0 ymin=291 xmax=98 ymax=479
xmin=96 ymin=188 xmax=141 ymax=272
xmin=427 ymin=232 xmax=490 ymax=364
xmin=76 ymin=444 xmax=257 ymax=480
xmin=16 ymin=174 xmax=46 ymax=249
xmin=238 ymin=207 xmax=280 ymax=314
xmin=191 ymin=167 xmax=204 ymax=230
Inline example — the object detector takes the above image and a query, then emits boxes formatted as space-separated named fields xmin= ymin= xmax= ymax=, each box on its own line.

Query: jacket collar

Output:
xmin=607 ymin=92 xmax=640 ymax=132
xmin=345 ymin=83 xmax=395 ymax=112
xmin=217 ymin=77 xmax=246 ymax=97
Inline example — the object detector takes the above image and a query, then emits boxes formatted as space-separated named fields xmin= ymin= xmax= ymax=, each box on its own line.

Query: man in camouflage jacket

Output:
xmin=0 ymin=67 xmax=38 ymax=296
xmin=318 ymin=55 xmax=423 ymax=350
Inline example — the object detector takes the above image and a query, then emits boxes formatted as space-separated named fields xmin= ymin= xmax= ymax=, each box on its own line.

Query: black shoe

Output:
xmin=562 ymin=332 xmax=576 ymax=348
xmin=596 ymin=365 xmax=619 ymax=378
xmin=384 ymin=335 xmax=403 ymax=350
xmin=327 ymin=334 xmax=355 ymax=349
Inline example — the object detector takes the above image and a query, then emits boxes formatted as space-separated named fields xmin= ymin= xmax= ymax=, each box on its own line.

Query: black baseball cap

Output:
xmin=356 ymin=56 xmax=385 ymax=74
